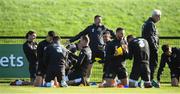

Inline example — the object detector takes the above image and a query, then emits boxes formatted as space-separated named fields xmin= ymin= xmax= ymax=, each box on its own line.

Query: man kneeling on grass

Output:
xmin=99 ymin=27 xmax=128 ymax=87
xmin=65 ymin=35 xmax=92 ymax=86
xmin=34 ymin=31 xmax=56 ymax=87
xmin=127 ymin=35 xmax=152 ymax=88
xmin=44 ymin=36 xmax=68 ymax=87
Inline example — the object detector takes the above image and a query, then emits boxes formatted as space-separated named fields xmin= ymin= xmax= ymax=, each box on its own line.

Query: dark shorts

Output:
xmin=171 ymin=68 xmax=180 ymax=81
xmin=102 ymin=62 xmax=109 ymax=79
xmin=45 ymin=66 xmax=65 ymax=83
xmin=68 ymin=71 xmax=82 ymax=81
xmin=36 ymin=62 xmax=47 ymax=77
xmin=67 ymin=71 xmax=83 ymax=86
xmin=130 ymin=62 xmax=150 ymax=81
xmin=104 ymin=63 xmax=128 ymax=79
xmin=91 ymin=50 xmax=104 ymax=64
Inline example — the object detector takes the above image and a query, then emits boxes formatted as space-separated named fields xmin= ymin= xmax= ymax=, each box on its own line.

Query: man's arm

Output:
xmin=77 ymin=50 xmax=86 ymax=66
xmin=69 ymin=26 xmax=90 ymax=43
xmin=127 ymin=43 xmax=133 ymax=60
xmin=36 ymin=43 xmax=44 ymax=75
xmin=37 ymin=42 xmax=44 ymax=62
xmin=105 ymin=42 xmax=115 ymax=62
xmin=157 ymin=54 xmax=167 ymax=82
xmin=43 ymin=46 xmax=50 ymax=67
xmin=23 ymin=43 xmax=36 ymax=63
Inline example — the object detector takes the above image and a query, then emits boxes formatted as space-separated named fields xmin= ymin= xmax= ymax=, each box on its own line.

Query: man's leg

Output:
xmin=171 ymin=69 xmax=180 ymax=87
xmin=29 ymin=64 xmax=37 ymax=84
xmin=149 ymin=49 xmax=158 ymax=80
xmin=129 ymin=64 xmax=140 ymax=88
xmin=118 ymin=67 xmax=128 ymax=86
xmin=99 ymin=62 xmax=111 ymax=87
xmin=149 ymin=49 xmax=160 ymax=87
xmin=99 ymin=65 xmax=116 ymax=88
xmin=54 ymin=77 xmax=59 ymax=87
xmin=66 ymin=78 xmax=82 ymax=86
xmin=129 ymin=79 xmax=139 ymax=88
xmin=86 ymin=63 xmax=93 ymax=82
xmin=34 ymin=68 xmax=46 ymax=87
xmin=33 ymin=75 xmax=43 ymax=87
xmin=120 ymin=78 xmax=129 ymax=86
xmin=45 ymin=70 xmax=55 ymax=83
xmin=35 ymin=63 xmax=47 ymax=87
xmin=67 ymin=71 xmax=83 ymax=86
xmin=88 ymin=51 xmax=104 ymax=82
xmin=99 ymin=78 xmax=116 ymax=88
xmin=171 ymin=78 xmax=179 ymax=87
xmin=141 ymin=63 xmax=152 ymax=88
xmin=57 ymin=66 xmax=68 ymax=87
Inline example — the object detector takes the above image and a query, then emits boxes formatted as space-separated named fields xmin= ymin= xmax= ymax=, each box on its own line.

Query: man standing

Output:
xmin=23 ymin=31 xmax=38 ymax=84
xmin=142 ymin=9 xmax=161 ymax=82
xmin=127 ymin=35 xmax=152 ymax=88
xmin=69 ymin=15 xmax=115 ymax=81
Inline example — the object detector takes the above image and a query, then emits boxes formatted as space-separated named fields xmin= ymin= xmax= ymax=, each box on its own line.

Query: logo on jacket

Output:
xmin=138 ymin=40 xmax=145 ymax=48
xmin=97 ymin=27 xmax=102 ymax=31
xmin=92 ymin=29 xmax=94 ymax=32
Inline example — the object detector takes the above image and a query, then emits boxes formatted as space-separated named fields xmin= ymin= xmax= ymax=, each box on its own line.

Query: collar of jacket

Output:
xmin=82 ymin=46 xmax=89 ymax=48
xmin=148 ymin=17 xmax=156 ymax=23
xmin=27 ymin=40 xmax=33 ymax=43
xmin=92 ymin=23 xmax=103 ymax=27
xmin=115 ymin=38 xmax=123 ymax=42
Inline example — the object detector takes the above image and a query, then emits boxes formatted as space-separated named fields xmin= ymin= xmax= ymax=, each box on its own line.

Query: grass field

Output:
xmin=0 ymin=83 xmax=180 ymax=94
xmin=0 ymin=0 xmax=179 ymax=36
xmin=0 ymin=0 xmax=180 ymax=93
xmin=0 ymin=0 xmax=179 ymax=82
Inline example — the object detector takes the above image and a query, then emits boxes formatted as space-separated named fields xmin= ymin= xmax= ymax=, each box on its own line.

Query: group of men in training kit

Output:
xmin=24 ymin=31 xmax=92 ymax=87
xmin=23 ymin=9 xmax=180 ymax=88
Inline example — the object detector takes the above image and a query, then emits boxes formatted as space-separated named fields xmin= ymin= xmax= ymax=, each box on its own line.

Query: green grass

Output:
xmin=0 ymin=0 xmax=179 ymax=83
xmin=0 ymin=83 xmax=180 ymax=94
xmin=0 ymin=1 xmax=179 ymax=93
xmin=0 ymin=0 xmax=179 ymax=36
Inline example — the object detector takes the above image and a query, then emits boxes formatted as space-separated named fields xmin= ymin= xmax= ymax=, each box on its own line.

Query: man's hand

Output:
xmin=64 ymin=40 xmax=70 ymax=46
xmin=114 ymin=46 xmax=119 ymax=56
xmin=122 ymin=44 xmax=128 ymax=52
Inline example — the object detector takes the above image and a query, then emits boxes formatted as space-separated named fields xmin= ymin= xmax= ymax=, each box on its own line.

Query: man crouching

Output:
xmin=127 ymin=35 xmax=152 ymax=88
